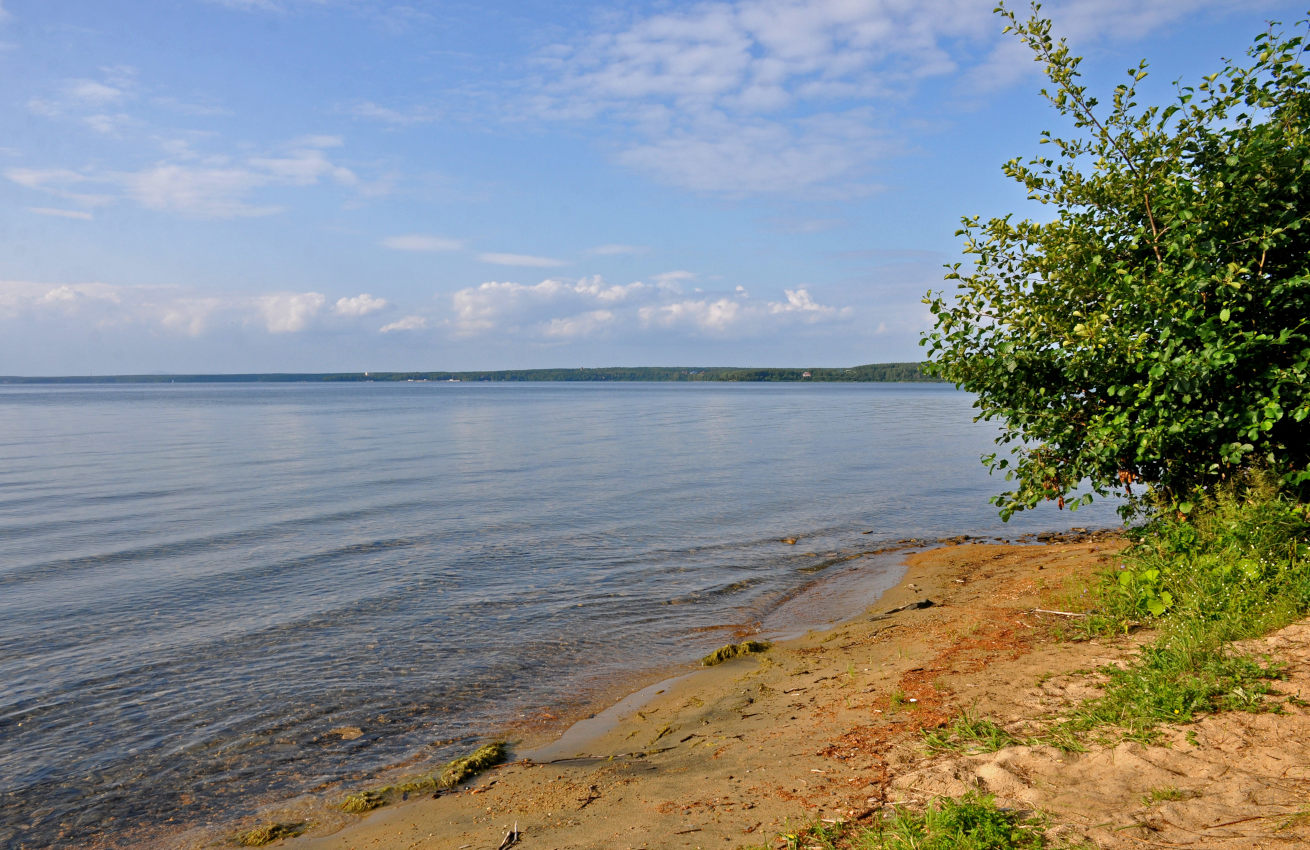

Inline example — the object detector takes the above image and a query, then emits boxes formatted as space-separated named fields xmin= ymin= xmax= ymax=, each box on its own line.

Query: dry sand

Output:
xmin=231 ymin=537 xmax=1310 ymax=849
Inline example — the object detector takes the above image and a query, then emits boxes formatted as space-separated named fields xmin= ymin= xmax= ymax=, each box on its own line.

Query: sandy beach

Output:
xmin=207 ymin=535 xmax=1310 ymax=849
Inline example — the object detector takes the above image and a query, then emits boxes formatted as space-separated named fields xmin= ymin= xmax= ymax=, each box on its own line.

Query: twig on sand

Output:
xmin=578 ymin=785 xmax=601 ymax=810
xmin=1205 ymin=813 xmax=1285 ymax=829
xmin=1031 ymin=608 xmax=1089 ymax=618
xmin=496 ymin=822 xmax=521 ymax=850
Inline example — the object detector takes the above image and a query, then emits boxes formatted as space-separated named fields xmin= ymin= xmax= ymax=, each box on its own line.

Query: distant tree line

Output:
xmin=0 ymin=362 xmax=941 ymax=384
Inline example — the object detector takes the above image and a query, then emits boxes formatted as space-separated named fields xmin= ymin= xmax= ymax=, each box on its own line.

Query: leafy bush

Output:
xmin=923 ymin=4 xmax=1310 ymax=518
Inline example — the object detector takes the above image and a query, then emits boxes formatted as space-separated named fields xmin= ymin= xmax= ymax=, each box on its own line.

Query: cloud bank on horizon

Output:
xmin=0 ymin=0 xmax=1296 ymax=374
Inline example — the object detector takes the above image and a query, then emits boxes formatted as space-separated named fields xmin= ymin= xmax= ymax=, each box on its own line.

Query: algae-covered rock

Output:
xmin=235 ymin=821 xmax=308 ymax=846
xmin=340 ymin=741 xmax=509 ymax=814
xmin=701 ymin=640 xmax=771 ymax=666
xmin=340 ymin=789 xmax=388 ymax=814
xmin=434 ymin=741 xmax=507 ymax=789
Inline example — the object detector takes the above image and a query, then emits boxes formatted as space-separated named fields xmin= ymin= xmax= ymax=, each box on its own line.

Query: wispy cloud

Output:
xmin=587 ymin=243 xmax=647 ymax=256
xmin=478 ymin=252 xmax=569 ymax=268
xmin=348 ymin=101 xmax=441 ymax=126
xmin=382 ymin=234 xmax=464 ymax=252
xmin=542 ymin=309 xmax=616 ymax=339
xmin=531 ymin=0 xmax=1256 ymax=195
xmin=380 ymin=315 xmax=428 ymax=332
xmin=8 ymin=136 xmax=364 ymax=218
xmin=29 ymin=206 xmax=94 ymax=220
xmin=531 ymin=0 xmax=993 ymax=195
xmin=26 ymin=67 xmax=140 ymax=135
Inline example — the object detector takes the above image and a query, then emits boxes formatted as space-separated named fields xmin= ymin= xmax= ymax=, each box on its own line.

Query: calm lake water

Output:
xmin=0 ymin=382 xmax=1121 ymax=847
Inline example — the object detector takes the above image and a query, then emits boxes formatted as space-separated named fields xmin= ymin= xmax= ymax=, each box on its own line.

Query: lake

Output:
xmin=0 ymin=382 xmax=1121 ymax=847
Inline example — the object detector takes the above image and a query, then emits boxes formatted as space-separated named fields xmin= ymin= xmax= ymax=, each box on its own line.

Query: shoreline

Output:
xmin=141 ymin=528 xmax=1124 ymax=850
xmin=204 ymin=530 xmax=1140 ymax=849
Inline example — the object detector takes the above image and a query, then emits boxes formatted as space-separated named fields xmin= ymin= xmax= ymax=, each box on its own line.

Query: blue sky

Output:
xmin=0 ymin=0 xmax=1302 ymax=374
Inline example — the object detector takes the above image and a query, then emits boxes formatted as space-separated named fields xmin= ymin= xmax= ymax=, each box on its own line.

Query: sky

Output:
xmin=0 ymin=0 xmax=1303 ymax=374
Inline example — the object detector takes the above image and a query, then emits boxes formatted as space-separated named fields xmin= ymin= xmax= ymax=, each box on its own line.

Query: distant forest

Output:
xmin=2 ymin=362 xmax=941 ymax=384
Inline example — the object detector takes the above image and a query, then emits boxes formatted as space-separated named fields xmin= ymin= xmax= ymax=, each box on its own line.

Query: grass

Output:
xmin=922 ymin=712 xmax=1020 ymax=755
xmin=915 ymin=477 xmax=1310 ymax=758
xmin=769 ymin=793 xmax=1049 ymax=850
xmin=340 ymin=741 xmax=507 ymax=814
xmin=1057 ymin=474 xmax=1310 ymax=738
xmin=1141 ymin=786 xmax=1191 ymax=806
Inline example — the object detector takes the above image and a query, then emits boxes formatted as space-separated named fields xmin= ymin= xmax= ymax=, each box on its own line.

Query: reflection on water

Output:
xmin=0 ymin=382 xmax=1121 ymax=847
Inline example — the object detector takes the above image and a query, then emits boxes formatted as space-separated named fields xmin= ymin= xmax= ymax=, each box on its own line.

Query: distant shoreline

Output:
xmin=0 ymin=362 xmax=942 ymax=384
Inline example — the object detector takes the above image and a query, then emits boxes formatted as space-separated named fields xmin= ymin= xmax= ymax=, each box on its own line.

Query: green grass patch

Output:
xmin=770 ymin=794 xmax=1048 ymax=850
xmin=340 ymin=741 xmax=507 ymax=814
xmin=1063 ymin=474 xmax=1310 ymax=737
xmin=923 ymin=713 xmax=1021 ymax=755
xmin=701 ymin=640 xmax=771 ymax=666
xmin=1141 ymin=786 xmax=1193 ymax=806
xmin=864 ymin=792 xmax=1047 ymax=849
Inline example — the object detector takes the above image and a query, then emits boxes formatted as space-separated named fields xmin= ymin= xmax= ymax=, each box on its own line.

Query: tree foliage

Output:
xmin=922 ymin=3 xmax=1310 ymax=518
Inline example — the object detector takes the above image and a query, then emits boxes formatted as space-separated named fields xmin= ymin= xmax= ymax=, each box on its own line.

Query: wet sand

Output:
xmin=213 ymin=533 xmax=1310 ymax=848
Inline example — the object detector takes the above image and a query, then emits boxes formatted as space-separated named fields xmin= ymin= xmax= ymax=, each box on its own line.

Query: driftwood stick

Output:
xmin=495 ymin=822 xmax=521 ymax=850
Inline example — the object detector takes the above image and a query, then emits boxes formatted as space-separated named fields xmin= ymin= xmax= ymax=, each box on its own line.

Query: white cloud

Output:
xmin=204 ymin=0 xmax=281 ymax=10
xmin=380 ymin=315 xmax=428 ymax=332
xmin=448 ymin=273 xmax=849 ymax=340
xmin=451 ymin=275 xmax=645 ymax=334
xmin=334 ymin=293 xmax=388 ymax=317
xmin=123 ymin=163 xmax=279 ymax=217
xmin=768 ymin=287 xmax=837 ymax=317
xmin=588 ymin=243 xmax=648 ymax=256
xmin=967 ymin=0 xmax=1259 ymax=92
xmin=650 ymin=270 xmax=696 ymax=291
xmin=0 ymin=279 xmax=404 ymax=339
xmin=640 ymin=286 xmax=848 ymax=333
xmin=255 ymin=292 xmax=325 ymax=333
xmin=8 ymin=137 xmax=366 ymax=218
xmin=382 ymin=234 xmax=464 ymax=252
xmin=479 ymin=252 xmax=569 ymax=268
xmin=6 ymin=168 xmax=114 ymax=208
xmin=617 ymin=110 xmax=890 ymax=195
xmin=67 ymin=79 xmax=125 ymax=105
xmin=349 ymin=101 xmax=441 ymax=126
xmin=27 ymin=67 xmax=138 ymax=124
xmin=157 ymin=297 xmax=225 ymax=336
xmin=29 ymin=207 xmax=93 ymax=220
xmin=534 ymin=0 xmax=992 ymax=194
xmin=542 ymin=309 xmax=616 ymax=339
xmin=0 ymin=280 xmax=124 ymax=319
xmin=534 ymin=0 xmax=1253 ymax=194
xmin=639 ymin=297 xmax=742 ymax=332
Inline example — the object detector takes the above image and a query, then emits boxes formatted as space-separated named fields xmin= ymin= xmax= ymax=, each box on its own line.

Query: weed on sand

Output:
xmin=764 ymin=793 xmax=1049 ymax=850
xmin=1064 ymin=476 xmax=1310 ymax=738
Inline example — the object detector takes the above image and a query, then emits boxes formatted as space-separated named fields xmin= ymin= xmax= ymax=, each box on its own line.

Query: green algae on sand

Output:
xmin=340 ymin=741 xmax=508 ymax=814
xmin=235 ymin=820 xmax=308 ymax=846
xmin=701 ymin=640 xmax=771 ymax=666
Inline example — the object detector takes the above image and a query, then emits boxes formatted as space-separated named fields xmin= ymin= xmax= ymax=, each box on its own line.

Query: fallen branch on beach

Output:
xmin=868 ymin=599 xmax=935 ymax=622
